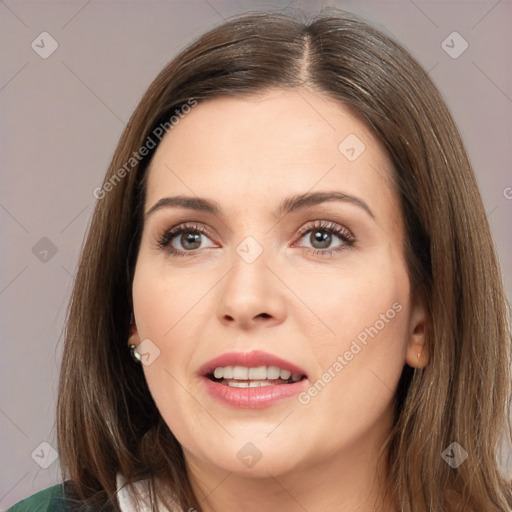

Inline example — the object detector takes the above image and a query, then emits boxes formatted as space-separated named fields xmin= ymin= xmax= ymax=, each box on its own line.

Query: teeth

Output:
xmin=233 ymin=366 xmax=248 ymax=379
xmin=279 ymin=369 xmax=291 ymax=380
xmin=267 ymin=366 xmax=281 ymax=379
xmin=210 ymin=365 xmax=304 ymax=382
xmin=248 ymin=381 xmax=271 ymax=387
xmin=226 ymin=380 xmax=274 ymax=388
xmin=248 ymin=366 xmax=267 ymax=379
xmin=229 ymin=381 xmax=249 ymax=388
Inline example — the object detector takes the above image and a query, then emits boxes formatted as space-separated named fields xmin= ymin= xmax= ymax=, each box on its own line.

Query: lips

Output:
xmin=199 ymin=350 xmax=308 ymax=409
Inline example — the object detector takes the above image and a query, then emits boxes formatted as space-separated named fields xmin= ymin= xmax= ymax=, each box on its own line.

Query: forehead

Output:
xmin=144 ymin=88 xmax=399 ymax=226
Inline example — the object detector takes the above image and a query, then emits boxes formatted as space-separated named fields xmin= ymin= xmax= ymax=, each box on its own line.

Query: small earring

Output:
xmin=129 ymin=344 xmax=142 ymax=363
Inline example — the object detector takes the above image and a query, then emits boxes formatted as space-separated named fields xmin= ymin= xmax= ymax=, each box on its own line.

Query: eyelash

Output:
xmin=156 ymin=220 xmax=356 ymax=258
xmin=295 ymin=220 xmax=355 ymax=256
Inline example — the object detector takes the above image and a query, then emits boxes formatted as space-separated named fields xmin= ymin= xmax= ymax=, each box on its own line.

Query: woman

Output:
xmin=8 ymin=8 xmax=511 ymax=512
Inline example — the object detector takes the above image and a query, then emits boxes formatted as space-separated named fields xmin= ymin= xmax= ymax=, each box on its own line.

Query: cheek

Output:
xmin=293 ymin=255 xmax=407 ymax=339
xmin=132 ymin=251 xmax=210 ymax=340
xmin=131 ymin=256 xmax=198 ymax=389
xmin=290 ymin=255 xmax=410 ymax=386
xmin=293 ymin=258 xmax=410 ymax=422
xmin=131 ymin=259 xmax=205 ymax=436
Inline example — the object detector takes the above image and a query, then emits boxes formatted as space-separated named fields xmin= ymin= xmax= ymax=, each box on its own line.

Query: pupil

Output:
xmin=312 ymin=230 xmax=331 ymax=249
xmin=182 ymin=232 xmax=201 ymax=250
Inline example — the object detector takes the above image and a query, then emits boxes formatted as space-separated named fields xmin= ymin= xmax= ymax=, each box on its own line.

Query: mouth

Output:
xmin=199 ymin=350 xmax=309 ymax=408
xmin=207 ymin=365 xmax=306 ymax=387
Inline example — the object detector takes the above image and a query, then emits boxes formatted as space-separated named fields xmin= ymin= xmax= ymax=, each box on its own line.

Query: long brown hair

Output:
xmin=56 ymin=9 xmax=512 ymax=511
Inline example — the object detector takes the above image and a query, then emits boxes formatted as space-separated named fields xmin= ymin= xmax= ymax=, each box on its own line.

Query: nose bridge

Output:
xmin=216 ymin=232 xmax=286 ymax=327
xmin=226 ymin=235 xmax=270 ymax=302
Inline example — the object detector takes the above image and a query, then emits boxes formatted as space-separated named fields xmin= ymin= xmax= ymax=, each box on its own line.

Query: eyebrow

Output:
xmin=144 ymin=191 xmax=374 ymax=220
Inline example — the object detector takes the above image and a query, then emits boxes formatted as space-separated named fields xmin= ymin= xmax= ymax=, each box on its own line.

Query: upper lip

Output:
xmin=199 ymin=350 xmax=307 ymax=377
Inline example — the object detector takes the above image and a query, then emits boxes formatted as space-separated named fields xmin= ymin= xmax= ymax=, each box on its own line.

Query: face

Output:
xmin=130 ymin=88 xmax=426 ymax=482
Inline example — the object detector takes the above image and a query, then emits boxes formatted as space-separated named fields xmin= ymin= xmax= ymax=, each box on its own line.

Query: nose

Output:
xmin=216 ymin=245 xmax=287 ymax=330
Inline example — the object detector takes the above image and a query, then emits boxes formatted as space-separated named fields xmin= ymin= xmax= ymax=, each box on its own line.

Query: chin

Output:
xmin=182 ymin=432 xmax=310 ymax=477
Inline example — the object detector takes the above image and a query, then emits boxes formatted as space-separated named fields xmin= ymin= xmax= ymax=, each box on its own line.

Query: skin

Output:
xmin=130 ymin=88 xmax=427 ymax=512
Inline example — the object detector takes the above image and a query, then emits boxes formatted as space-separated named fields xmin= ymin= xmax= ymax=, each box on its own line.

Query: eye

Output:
xmin=156 ymin=223 xmax=217 ymax=257
xmin=156 ymin=220 xmax=355 ymax=258
xmin=294 ymin=220 xmax=355 ymax=256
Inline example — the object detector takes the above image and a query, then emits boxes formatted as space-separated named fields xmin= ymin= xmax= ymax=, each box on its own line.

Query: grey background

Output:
xmin=1 ymin=0 xmax=511 ymax=507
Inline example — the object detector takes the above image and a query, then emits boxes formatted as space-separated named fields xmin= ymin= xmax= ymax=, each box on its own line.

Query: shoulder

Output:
xmin=5 ymin=483 xmax=68 ymax=512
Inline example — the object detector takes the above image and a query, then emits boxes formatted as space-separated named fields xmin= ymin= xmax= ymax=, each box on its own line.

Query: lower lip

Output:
xmin=201 ymin=376 xmax=308 ymax=409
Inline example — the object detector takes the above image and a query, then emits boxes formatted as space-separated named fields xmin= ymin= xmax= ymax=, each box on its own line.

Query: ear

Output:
xmin=128 ymin=313 xmax=141 ymax=348
xmin=405 ymin=293 xmax=428 ymax=369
